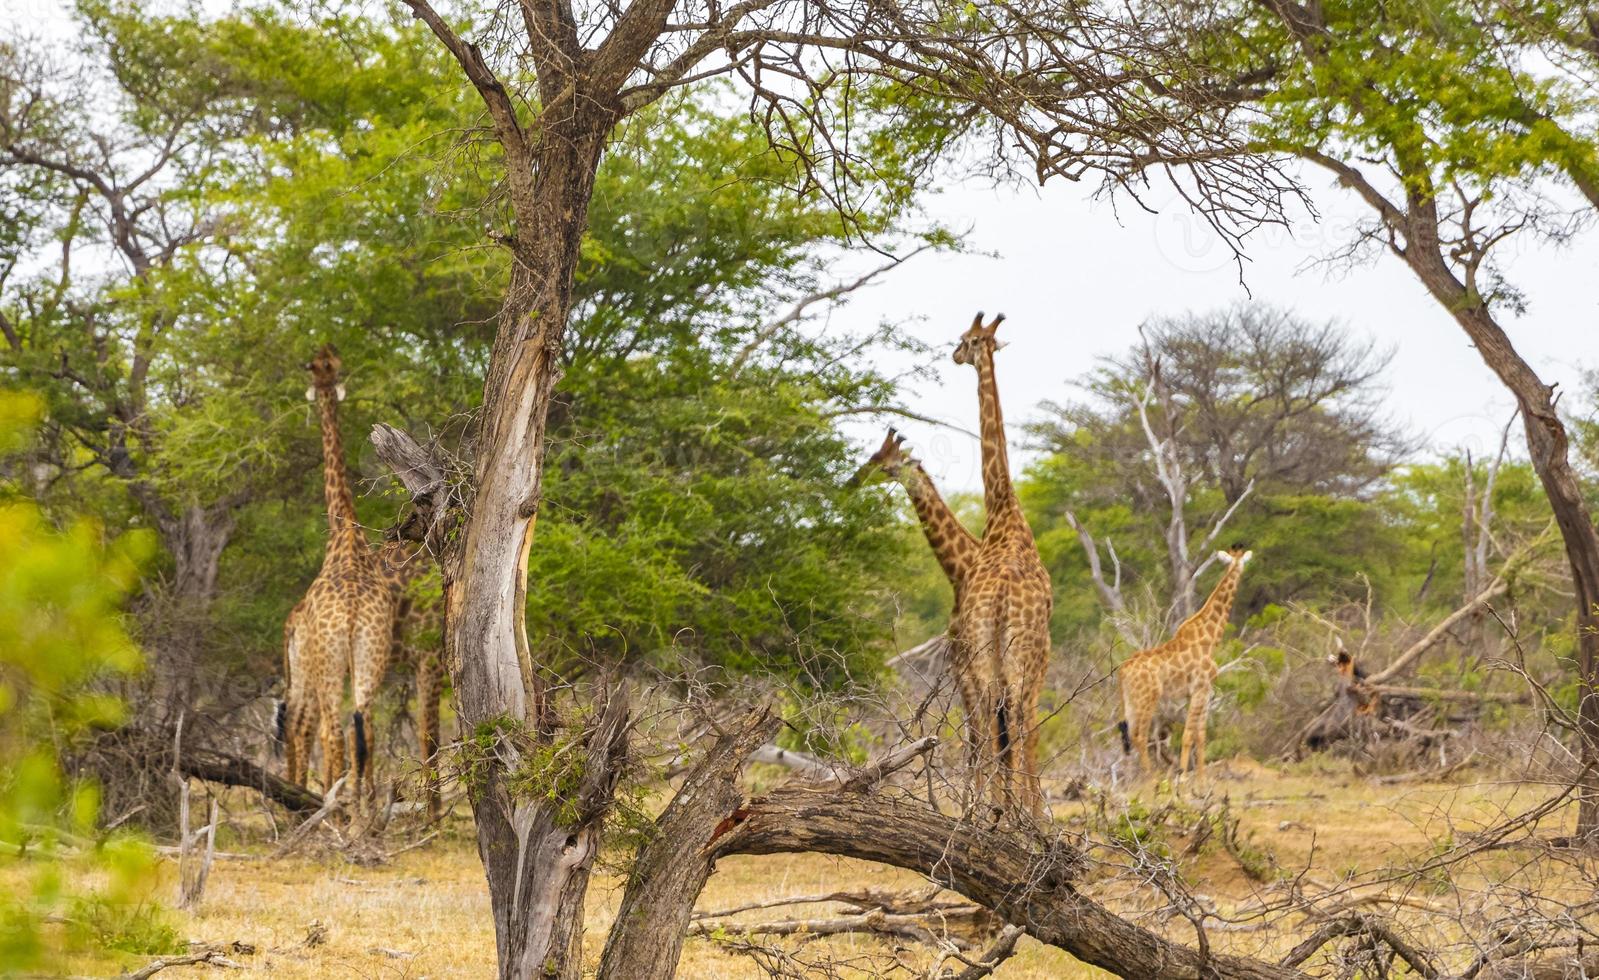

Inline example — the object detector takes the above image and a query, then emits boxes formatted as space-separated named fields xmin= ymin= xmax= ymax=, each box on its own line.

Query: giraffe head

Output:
xmin=1215 ymin=544 xmax=1253 ymax=568
xmin=305 ymin=344 xmax=347 ymax=403
xmin=848 ymin=428 xmax=917 ymax=487
xmin=952 ymin=312 xmax=1005 ymax=366
xmin=1327 ymin=643 xmax=1367 ymax=680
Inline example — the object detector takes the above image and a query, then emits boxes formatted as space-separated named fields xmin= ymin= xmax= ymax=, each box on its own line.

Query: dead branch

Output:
xmin=748 ymin=744 xmax=832 ymax=778
xmin=689 ymin=907 xmax=990 ymax=949
xmin=271 ymin=776 xmax=345 ymax=859
xmin=1064 ymin=510 xmax=1142 ymax=648
xmin=1367 ymin=523 xmax=1550 ymax=684
xmin=731 ymin=245 xmax=932 ymax=375
xmin=943 ymin=924 xmax=1025 ymax=980
xmin=174 ymin=744 xmax=323 ymax=813
xmin=1278 ymin=914 xmax=1438 ymax=978
xmin=118 ymin=950 xmax=242 ymax=979
xmin=714 ymin=768 xmax=1304 ymax=978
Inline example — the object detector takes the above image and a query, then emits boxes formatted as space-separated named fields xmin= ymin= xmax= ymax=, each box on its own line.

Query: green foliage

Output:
xmin=0 ymin=392 xmax=168 ymax=971
xmin=4 ymin=2 xmax=939 ymax=694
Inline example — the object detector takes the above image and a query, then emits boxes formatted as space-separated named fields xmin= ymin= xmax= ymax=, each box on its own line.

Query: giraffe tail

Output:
xmin=1117 ymin=720 xmax=1131 ymax=754
xmin=352 ymin=710 xmax=368 ymax=777
xmin=274 ymin=700 xmax=288 ymax=749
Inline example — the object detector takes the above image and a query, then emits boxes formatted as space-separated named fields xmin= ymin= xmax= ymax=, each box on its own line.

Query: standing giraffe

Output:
xmin=952 ymin=313 xmax=1054 ymax=820
xmin=1117 ymin=546 xmax=1253 ymax=777
xmin=852 ymin=428 xmax=979 ymax=601
xmin=279 ymin=345 xmax=401 ymax=810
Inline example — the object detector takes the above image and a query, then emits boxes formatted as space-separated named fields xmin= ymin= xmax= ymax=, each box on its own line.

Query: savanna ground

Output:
xmin=43 ymin=755 xmax=1582 ymax=979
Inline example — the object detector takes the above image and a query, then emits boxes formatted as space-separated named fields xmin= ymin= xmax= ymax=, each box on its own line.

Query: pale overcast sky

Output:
xmin=842 ymin=175 xmax=1596 ymax=491
xmin=10 ymin=0 xmax=1596 ymax=493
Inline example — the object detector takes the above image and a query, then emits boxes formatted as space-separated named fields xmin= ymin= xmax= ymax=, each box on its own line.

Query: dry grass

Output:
xmin=45 ymin=755 xmax=1581 ymax=978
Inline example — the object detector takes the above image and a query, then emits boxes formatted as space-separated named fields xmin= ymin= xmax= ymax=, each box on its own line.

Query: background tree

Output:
xmin=1026 ymin=304 xmax=1408 ymax=640
xmin=373 ymin=0 xmax=1299 ymax=971
xmin=1161 ymin=0 xmax=1599 ymax=834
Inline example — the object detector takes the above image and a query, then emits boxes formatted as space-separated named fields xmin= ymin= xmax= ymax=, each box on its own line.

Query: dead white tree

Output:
xmin=1067 ymin=345 xmax=1255 ymax=643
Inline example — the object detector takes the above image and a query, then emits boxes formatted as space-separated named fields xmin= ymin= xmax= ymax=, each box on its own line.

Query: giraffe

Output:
xmin=278 ymin=345 xmax=402 ymax=811
xmin=1116 ymin=546 xmax=1254 ymax=778
xmin=951 ymin=312 xmax=1054 ymax=820
xmin=851 ymin=428 xmax=979 ymax=601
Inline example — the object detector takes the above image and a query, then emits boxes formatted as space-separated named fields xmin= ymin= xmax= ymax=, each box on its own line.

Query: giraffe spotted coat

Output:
xmin=1117 ymin=547 xmax=1253 ymax=777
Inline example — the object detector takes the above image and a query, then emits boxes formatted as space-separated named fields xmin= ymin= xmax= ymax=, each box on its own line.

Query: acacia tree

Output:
xmin=372 ymin=0 xmax=1293 ymax=973
xmin=1159 ymin=0 xmax=1599 ymax=835
xmin=0 ymin=21 xmax=251 ymax=715
xmin=1033 ymin=305 xmax=1404 ymax=635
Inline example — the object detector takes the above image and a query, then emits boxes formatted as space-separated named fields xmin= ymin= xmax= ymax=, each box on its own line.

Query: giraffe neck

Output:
xmin=1178 ymin=562 xmax=1244 ymax=646
xmin=316 ymin=386 xmax=361 ymax=557
xmin=973 ymin=347 xmax=1022 ymax=533
xmin=898 ymin=461 xmax=976 ymax=589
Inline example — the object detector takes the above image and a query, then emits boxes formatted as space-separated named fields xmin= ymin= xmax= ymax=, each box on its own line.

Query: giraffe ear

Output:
xmin=1240 ymin=550 xmax=1253 ymax=565
xmin=335 ymin=384 xmax=347 ymax=402
xmin=1215 ymin=550 xmax=1233 ymax=565
xmin=305 ymin=385 xmax=316 ymax=402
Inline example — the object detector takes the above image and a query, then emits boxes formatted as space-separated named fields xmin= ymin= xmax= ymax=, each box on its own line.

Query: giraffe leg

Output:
xmin=1013 ymin=676 xmax=1045 ymax=821
xmin=349 ymin=618 xmax=395 ymax=816
xmin=415 ymin=647 xmax=442 ymax=820
xmin=963 ymin=687 xmax=998 ymax=814
xmin=1131 ymin=698 xmax=1157 ymax=777
xmin=1177 ymin=699 xmax=1195 ymax=776
xmin=286 ymin=696 xmax=318 ymax=788
xmin=1187 ymin=685 xmax=1211 ymax=778
xmin=313 ymin=679 xmax=345 ymax=795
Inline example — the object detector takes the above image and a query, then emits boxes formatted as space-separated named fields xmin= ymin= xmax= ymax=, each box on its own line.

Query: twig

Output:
xmin=945 ymin=924 xmax=1025 ymax=980
xmin=271 ymin=776 xmax=346 ymax=859
xmin=119 ymin=951 xmax=241 ymax=979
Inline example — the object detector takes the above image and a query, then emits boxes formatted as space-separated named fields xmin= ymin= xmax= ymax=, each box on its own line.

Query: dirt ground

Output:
xmin=51 ymin=755 xmax=1583 ymax=978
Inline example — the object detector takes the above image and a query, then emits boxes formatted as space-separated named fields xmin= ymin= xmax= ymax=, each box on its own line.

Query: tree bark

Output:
xmin=597 ymin=708 xmax=781 ymax=980
xmin=430 ymin=103 xmax=617 ymax=978
xmin=138 ymin=495 xmax=240 ymax=722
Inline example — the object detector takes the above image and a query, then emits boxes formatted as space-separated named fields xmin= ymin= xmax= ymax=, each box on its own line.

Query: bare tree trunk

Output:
xmin=432 ymin=109 xmax=617 ymax=978
xmin=140 ymin=497 xmax=239 ymax=722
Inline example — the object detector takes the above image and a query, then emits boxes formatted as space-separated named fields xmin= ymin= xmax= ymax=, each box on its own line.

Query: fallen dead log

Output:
xmin=711 ymin=750 xmax=1305 ymax=979
xmin=1371 ymin=685 xmax=1529 ymax=704
xmin=177 ymin=747 xmax=322 ymax=814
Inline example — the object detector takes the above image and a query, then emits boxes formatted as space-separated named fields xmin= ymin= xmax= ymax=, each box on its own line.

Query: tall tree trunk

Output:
xmin=442 ymin=113 xmax=617 ymax=979
xmin=1407 ymin=251 xmax=1599 ymax=837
